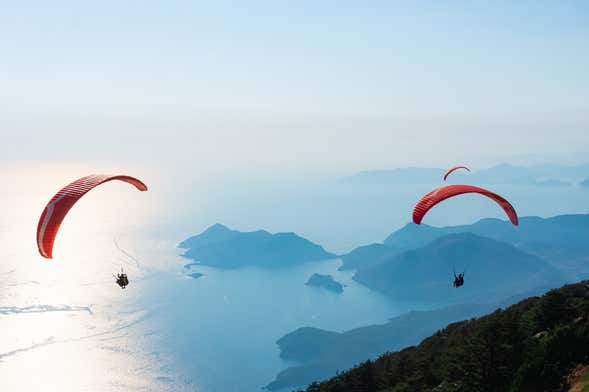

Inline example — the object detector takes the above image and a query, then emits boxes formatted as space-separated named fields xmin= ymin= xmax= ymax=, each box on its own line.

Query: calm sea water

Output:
xmin=0 ymin=225 xmax=425 ymax=391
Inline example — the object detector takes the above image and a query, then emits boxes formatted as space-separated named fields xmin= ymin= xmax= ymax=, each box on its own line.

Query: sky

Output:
xmin=1 ymin=1 xmax=588 ymax=175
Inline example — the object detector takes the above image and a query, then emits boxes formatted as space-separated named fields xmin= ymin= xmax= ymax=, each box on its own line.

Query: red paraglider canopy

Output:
xmin=37 ymin=174 xmax=148 ymax=259
xmin=443 ymin=166 xmax=470 ymax=181
xmin=413 ymin=184 xmax=518 ymax=226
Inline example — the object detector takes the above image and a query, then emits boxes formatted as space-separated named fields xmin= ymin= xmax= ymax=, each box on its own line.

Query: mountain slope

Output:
xmin=342 ymin=214 xmax=589 ymax=273
xmin=354 ymin=233 xmax=563 ymax=301
xmin=266 ymin=303 xmax=497 ymax=391
xmin=266 ymin=287 xmax=554 ymax=391
xmin=342 ymin=163 xmax=589 ymax=186
xmin=341 ymin=168 xmax=443 ymax=185
xmin=339 ymin=243 xmax=398 ymax=271
xmin=304 ymin=281 xmax=589 ymax=392
xmin=384 ymin=215 xmax=589 ymax=263
xmin=337 ymin=214 xmax=589 ymax=277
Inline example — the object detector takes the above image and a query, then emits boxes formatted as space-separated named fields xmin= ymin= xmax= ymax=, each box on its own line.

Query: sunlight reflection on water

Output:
xmin=0 ymin=165 xmax=411 ymax=391
xmin=0 ymin=165 xmax=182 ymax=391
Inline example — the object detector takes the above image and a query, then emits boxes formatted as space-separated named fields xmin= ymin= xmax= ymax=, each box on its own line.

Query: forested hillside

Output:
xmin=304 ymin=281 xmax=589 ymax=392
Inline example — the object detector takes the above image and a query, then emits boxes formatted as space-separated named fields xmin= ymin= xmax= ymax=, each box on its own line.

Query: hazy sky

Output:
xmin=2 ymin=1 xmax=588 ymax=175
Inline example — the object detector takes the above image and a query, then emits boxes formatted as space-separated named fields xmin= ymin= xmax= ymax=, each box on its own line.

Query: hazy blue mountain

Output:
xmin=535 ymin=178 xmax=571 ymax=187
xmin=179 ymin=224 xmax=336 ymax=268
xmin=178 ymin=223 xmax=241 ymax=249
xmin=341 ymin=163 xmax=589 ymax=186
xmin=265 ymin=286 xmax=552 ymax=391
xmin=305 ymin=274 xmax=343 ymax=294
xmin=515 ymin=162 xmax=589 ymax=181
xmin=467 ymin=162 xmax=589 ymax=185
xmin=338 ymin=243 xmax=397 ymax=271
xmin=268 ymin=214 xmax=588 ymax=389
xmin=383 ymin=222 xmax=449 ymax=252
xmin=341 ymin=167 xmax=443 ymax=185
xmin=354 ymin=233 xmax=563 ymax=301
xmin=468 ymin=163 xmax=536 ymax=184
xmin=580 ymin=178 xmax=589 ymax=187
xmin=384 ymin=215 xmax=589 ymax=273
xmin=341 ymin=214 xmax=589 ymax=275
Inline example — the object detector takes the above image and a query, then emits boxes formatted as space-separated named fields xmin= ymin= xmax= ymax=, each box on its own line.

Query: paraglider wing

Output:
xmin=37 ymin=174 xmax=147 ymax=259
xmin=443 ymin=166 xmax=470 ymax=181
xmin=412 ymin=184 xmax=518 ymax=226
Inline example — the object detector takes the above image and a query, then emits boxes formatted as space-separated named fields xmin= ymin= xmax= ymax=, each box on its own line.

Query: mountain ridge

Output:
xmin=354 ymin=232 xmax=564 ymax=302
xmin=266 ymin=285 xmax=555 ymax=391
xmin=342 ymin=163 xmax=589 ymax=186
xmin=341 ymin=214 xmax=589 ymax=280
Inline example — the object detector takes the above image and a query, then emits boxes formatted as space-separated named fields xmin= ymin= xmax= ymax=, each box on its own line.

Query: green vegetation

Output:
xmin=303 ymin=281 xmax=589 ymax=392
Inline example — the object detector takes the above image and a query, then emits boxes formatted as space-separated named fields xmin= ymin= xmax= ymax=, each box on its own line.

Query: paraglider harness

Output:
xmin=114 ymin=269 xmax=129 ymax=289
xmin=453 ymin=270 xmax=465 ymax=288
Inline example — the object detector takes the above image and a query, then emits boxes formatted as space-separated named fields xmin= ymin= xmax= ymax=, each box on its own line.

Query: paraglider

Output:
xmin=36 ymin=174 xmax=148 ymax=259
xmin=443 ymin=166 xmax=470 ymax=181
xmin=413 ymin=184 xmax=518 ymax=287
xmin=453 ymin=272 xmax=464 ymax=288
xmin=413 ymin=184 xmax=518 ymax=226
xmin=114 ymin=268 xmax=129 ymax=289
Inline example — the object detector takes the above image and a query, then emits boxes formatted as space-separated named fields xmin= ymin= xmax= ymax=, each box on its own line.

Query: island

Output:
xmin=178 ymin=223 xmax=337 ymax=268
xmin=305 ymin=274 xmax=343 ymax=294
xmin=187 ymin=272 xmax=204 ymax=279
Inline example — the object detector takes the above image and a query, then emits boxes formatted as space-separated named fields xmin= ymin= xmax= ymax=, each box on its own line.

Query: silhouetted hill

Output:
xmin=303 ymin=281 xmax=589 ymax=392
xmin=535 ymin=178 xmax=570 ymax=187
xmin=468 ymin=163 xmax=566 ymax=185
xmin=385 ymin=215 xmax=589 ymax=256
xmin=341 ymin=167 xmax=443 ymax=185
xmin=383 ymin=222 xmax=448 ymax=253
xmin=354 ymin=233 xmax=563 ymax=302
xmin=383 ymin=214 xmax=589 ymax=277
xmin=339 ymin=244 xmax=398 ymax=271
xmin=342 ymin=163 xmax=589 ymax=186
xmin=179 ymin=224 xmax=336 ymax=268
xmin=339 ymin=214 xmax=589 ymax=278
xmin=178 ymin=223 xmax=238 ymax=249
